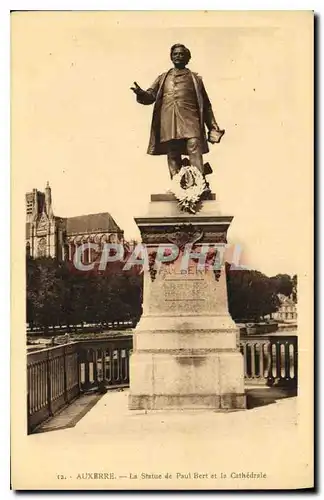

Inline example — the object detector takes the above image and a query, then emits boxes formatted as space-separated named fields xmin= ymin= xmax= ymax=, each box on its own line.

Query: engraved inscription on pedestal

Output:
xmin=163 ymin=279 xmax=208 ymax=314
xmin=144 ymin=256 xmax=229 ymax=316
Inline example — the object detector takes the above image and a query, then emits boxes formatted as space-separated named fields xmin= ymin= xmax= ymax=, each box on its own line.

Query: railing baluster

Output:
xmin=115 ymin=349 xmax=119 ymax=382
xmin=39 ymin=363 xmax=43 ymax=409
xmin=259 ymin=342 xmax=264 ymax=380
xmin=255 ymin=343 xmax=260 ymax=378
xmin=122 ymin=349 xmax=127 ymax=382
xmin=284 ymin=341 xmax=290 ymax=381
xmin=117 ymin=348 xmax=122 ymax=383
xmin=96 ymin=349 xmax=101 ymax=382
xmin=27 ymin=390 xmax=31 ymax=433
xmin=243 ymin=343 xmax=248 ymax=378
xmin=35 ymin=364 xmax=39 ymax=412
xmin=114 ymin=349 xmax=118 ymax=383
xmin=102 ymin=348 xmax=107 ymax=384
xmin=47 ymin=352 xmax=53 ymax=416
xmin=110 ymin=349 xmax=114 ymax=384
xmin=123 ymin=348 xmax=128 ymax=383
xmin=64 ymin=346 xmax=68 ymax=402
xmin=270 ymin=342 xmax=276 ymax=381
xmin=38 ymin=363 xmax=41 ymax=409
xmin=93 ymin=349 xmax=98 ymax=385
xmin=60 ymin=356 xmax=64 ymax=396
xmin=276 ymin=341 xmax=281 ymax=381
xmin=84 ymin=349 xmax=90 ymax=388
xmin=29 ymin=366 xmax=33 ymax=414
xmin=281 ymin=343 xmax=286 ymax=379
xmin=251 ymin=343 xmax=256 ymax=379
xmin=41 ymin=362 xmax=45 ymax=408
xmin=294 ymin=338 xmax=298 ymax=385
xmin=289 ymin=343 xmax=294 ymax=379
xmin=55 ymin=357 xmax=58 ymax=399
xmin=52 ymin=357 xmax=56 ymax=401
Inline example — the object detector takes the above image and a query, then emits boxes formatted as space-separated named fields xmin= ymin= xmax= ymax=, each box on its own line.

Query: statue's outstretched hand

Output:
xmin=130 ymin=81 xmax=145 ymax=96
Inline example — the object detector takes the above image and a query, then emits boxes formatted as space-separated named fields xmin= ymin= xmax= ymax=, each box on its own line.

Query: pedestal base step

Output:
xmin=129 ymin=393 xmax=246 ymax=411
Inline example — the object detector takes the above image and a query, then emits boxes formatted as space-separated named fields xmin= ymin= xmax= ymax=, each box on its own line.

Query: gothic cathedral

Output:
xmin=26 ymin=183 xmax=124 ymax=261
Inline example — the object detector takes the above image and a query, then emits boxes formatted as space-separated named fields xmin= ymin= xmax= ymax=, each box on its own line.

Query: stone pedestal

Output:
xmin=129 ymin=194 xmax=246 ymax=410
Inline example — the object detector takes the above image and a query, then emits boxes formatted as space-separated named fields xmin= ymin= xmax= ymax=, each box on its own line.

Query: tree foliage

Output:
xmin=270 ymin=273 xmax=294 ymax=298
xmin=26 ymin=256 xmax=143 ymax=331
xmin=226 ymin=264 xmax=281 ymax=321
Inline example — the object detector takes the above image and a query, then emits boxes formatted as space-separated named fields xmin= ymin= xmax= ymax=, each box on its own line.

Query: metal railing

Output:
xmin=27 ymin=343 xmax=80 ymax=433
xmin=27 ymin=333 xmax=297 ymax=432
xmin=239 ymin=335 xmax=298 ymax=387
xmin=27 ymin=321 xmax=135 ymax=336
xmin=27 ymin=335 xmax=132 ymax=433
xmin=77 ymin=335 xmax=132 ymax=390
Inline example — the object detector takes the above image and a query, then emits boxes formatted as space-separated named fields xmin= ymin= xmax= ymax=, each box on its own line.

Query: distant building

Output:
xmin=272 ymin=294 xmax=297 ymax=322
xmin=26 ymin=183 xmax=124 ymax=261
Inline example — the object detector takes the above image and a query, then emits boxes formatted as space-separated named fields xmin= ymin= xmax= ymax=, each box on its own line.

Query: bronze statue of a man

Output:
xmin=131 ymin=43 xmax=225 ymax=179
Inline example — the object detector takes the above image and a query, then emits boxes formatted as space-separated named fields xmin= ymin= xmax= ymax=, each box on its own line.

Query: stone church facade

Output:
xmin=26 ymin=183 xmax=124 ymax=261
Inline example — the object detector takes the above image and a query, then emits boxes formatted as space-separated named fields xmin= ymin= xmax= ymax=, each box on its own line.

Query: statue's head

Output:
xmin=170 ymin=44 xmax=191 ymax=68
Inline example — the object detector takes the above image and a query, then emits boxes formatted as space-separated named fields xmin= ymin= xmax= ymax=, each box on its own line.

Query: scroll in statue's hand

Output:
xmin=208 ymin=128 xmax=225 ymax=144
xmin=130 ymin=81 xmax=145 ymax=96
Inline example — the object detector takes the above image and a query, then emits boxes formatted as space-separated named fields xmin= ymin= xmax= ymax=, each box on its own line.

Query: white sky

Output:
xmin=11 ymin=11 xmax=313 ymax=276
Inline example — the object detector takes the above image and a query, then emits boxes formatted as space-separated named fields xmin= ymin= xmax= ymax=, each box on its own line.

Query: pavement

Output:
xmin=14 ymin=388 xmax=312 ymax=490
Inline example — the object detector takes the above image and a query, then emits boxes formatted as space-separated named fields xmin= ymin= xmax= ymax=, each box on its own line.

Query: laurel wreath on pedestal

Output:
xmin=169 ymin=166 xmax=208 ymax=214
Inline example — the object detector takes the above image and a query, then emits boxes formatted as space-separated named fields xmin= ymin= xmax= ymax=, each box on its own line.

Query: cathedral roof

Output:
xmin=66 ymin=212 xmax=121 ymax=235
